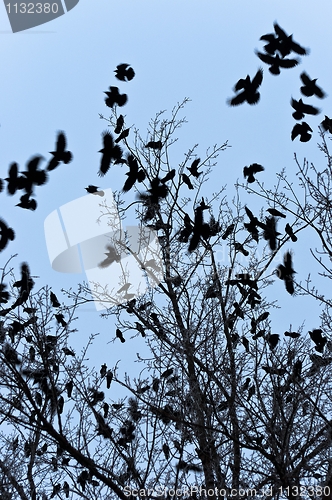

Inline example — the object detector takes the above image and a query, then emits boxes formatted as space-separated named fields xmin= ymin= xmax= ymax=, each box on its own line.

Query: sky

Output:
xmin=0 ymin=0 xmax=332 ymax=382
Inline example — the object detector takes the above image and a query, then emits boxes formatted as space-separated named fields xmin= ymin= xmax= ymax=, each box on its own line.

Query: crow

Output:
xmin=21 ymin=156 xmax=48 ymax=195
xmin=0 ymin=283 xmax=10 ymax=304
xmin=62 ymin=347 xmax=75 ymax=356
xmin=16 ymin=193 xmax=37 ymax=211
xmin=65 ymin=380 xmax=73 ymax=398
xmin=145 ymin=140 xmax=163 ymax=150
xmin=222 ymin=223 xmax=235 ymax=240
xmin=273 ymin=22 xmax=308 ymax=56
xmin=114 ymin=114 xmax=124 ymax=134
xmin=85 ymin=185 xmax=105 ymax=196
xmin=284 ymin=331 xmax=301 ymax=338
xmin=233 ymin=241 xmax=249 ymax=256
xmin=309 ymin=328 xmax=327 ymax=353
xmin=0 ymin=179 xmax=2 ymax=193
xmin=228 ymin=68 xmax=263 ymax=106
xmin=321 ymin=116 xmax=332 ymax=134
xmin=138 ymin=176 xmax=169 ymax=222
xmin=267 ymin=333 xmax=280 ymax=349
xmin=276 ymin=250 xmax=296 ymax=295
xmin=255 ymin=51 xmax=299 ymax=75
xmin=11 ymin=263 xmax=34 ymax=310
xmin=182 ymin=173 xmax=194 ymax=189
xmin=100 ymin=363 xmax=107 ymax=377
xmin=300 ymin=72 xmax=325 ymax=99
xmin=55 ymin=314 xmax=67 ymax=327
xmin=187 ymin=158 xmax=202 ymax=178
xmin=98 ymin=245 xmax=121 ymax=268
xmin=188 ymin=203 xmax=211 ymax=252
xmin=116 ymin=328 xmax=125 ymax=343
xmin=161 ymin=169 xmax=176 ymax=183
xmin=161 ymin=368 xmax=174 ymax=378
xmin=47 ymin=132 xmax=72 ymax=171
xmin=114 ymin=63 xmax=135 ymax=82
xmin=5 ymin=162 xmax=26 ymax=195
xmin=285 ymin=223 xmax=297 ymax=242
xmin=163 ymin=443 xmax=170 ymax=459
xmin=122 ymin=154 xmax=146 ymax=192
xmin=98 ymin=131 xmax=123 ymax=176
xmin=106 ymin=370 xmax=113 ymax=389
xmin=291 ymin=122 xmax=312 ymax=142
xmin=263 ymin=216 xmax=280 ymax=251
xmin=291 ymin=98 xmax=320 ymax=120
xmin=117 ymin=283 xmax=132 ymax=294
xmin=267 ymin=208 xmax=286 ymax=218
xmin=178 ymin=213 xmax=193 ymax=243
xmin=243 ymin=163 xmax=265 ymax=183
xmin=50 ymin=291 xmax=60 ymax=308
xmin=104 ymin=86 xmax=128 ymax=108
xmin=0 ymin=219 xmax=15 ymax=252
xmin=115 ymin=128 xmax=129 ymax=144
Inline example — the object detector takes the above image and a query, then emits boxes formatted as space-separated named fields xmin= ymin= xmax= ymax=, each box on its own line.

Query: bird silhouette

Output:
xmin=114 ymin=114 xmax=124 ymax=134
xmin=62 ymin=347 xmax=74 ymax=356
xmin=104 ymin=86 xmax=128 ymax=108
xmin=0 ymin=283 xmax=10 ymax=304
xmin=187 ymin=158 xmax=202 ymax=178
xmin=50 ymin=291 xmax=60 ymax=307
xmin=47 ymin=132 xmax=72 ymax=171
xmin=266 ymin=208 xmax=286 ymax=218
xmin=122 ymin=154 xmax=146 ymax=192
xmin=138 ymin=177 xmax=169 ymax=222
xmin=309 ymin=328 xmax=327 ymax=353
xmin=233 ymin=241 xmax=249 ymax=256
xmin=55 ymin=314 xmax=67 ymax=327
xmin=266 ymin=333 xmax=280 ymax=349
xmin=276 ymin=251 xmax=296 ymax=295
xmin=106 ymin=370 xmax=113 ymax=389
xmin=16 ymin=193 xmax=37 ymax=210
xmin=98 ymin=244 xmax=121 ymax=268
xmin=321 ymin=116 xmax=332 ymax=134
xmin=85 ymin=185 xmax=105 ymax=196
xmin=98 ymin=131 xmax=123 ymax=176
xmin=228 ymin=68 xmax=263 ymax=106
xmin=65 ymin=380 xmax=73 ymax=398
xmin=0 ymin=179 xmax=3 ymax=193
xmin=263 ymin=216 xmax=280 ymax=250
xmin=182 ymin=173 xmax=194 ymax=189
xmin=161 ymin=169 xmax=176 ymax=183
xmin=260 ymin=23 xmax=308 ymax=57
xmin=243 ymin=163 xmax=264 ymax=183
xmin=222 ymin=223 xmax=235 ymax=240
xmin=300 ymin=72 xmax=325 ymax=98
xmin=178 ymin=213 xmax=193 ymax=243
xmin=256 ymin=51 xmax=299 ymax=75
xmin=114 ymin=63 xmax=135 ymax=81
xmin=144 ymin=140 xmax=163 ymax=150
xmin=284 ymin=331 xmax=301 ymax=338
xmin=116 ymin=328 xmax=126 ymax=343
xmin=12 ymin=263 xmax=34 ymax=307
xmin=291 ymin=98 xmax=320 ymax=120
xmin=291 ymin=121 xmax=312 ymax=142
xmin=115 ymin=128 xmax=130 ymax=144
xmin=188 ymin=202 xmax=211 ymax=252
xmin=285 ymin=223 xmax=297 ymax=242
xmin=21 ymin=156 xmax=48 ymax=195
xmin=5 ymin=162 xmax=26 ymax=195
xmin=0 ymin=219 xmax=15 ymax=252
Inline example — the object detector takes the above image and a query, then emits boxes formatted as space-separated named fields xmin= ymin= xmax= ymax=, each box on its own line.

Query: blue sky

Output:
xmin=0 ymin=0 xmax=332 ymax=376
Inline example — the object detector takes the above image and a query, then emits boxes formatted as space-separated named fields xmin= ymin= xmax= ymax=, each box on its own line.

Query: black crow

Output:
xmin=145 ymin=140 xmax=163 ymax=150
xmin=103 ymin=403 xmax=109 ymax=419
xmin=21 ymin=156 xmax=48 ymax=194
xmin=300 ymin=72 xmax=325 ymax=98
xmin=222 ymin=223 xmax=235 ymax=240
xmin=291 ymin=98 xmax=320 ymax=120
xmin=114 ymin=63 xmax=135 ymax=81
xmin=62 ymin=347 xmax=75 ymax=356
xmin=66 ymin=380 xmax=73 ymax=398
xmin=284 ymin=331 xmax=301 ymax=338
xmin=55 ymin=314 xmax=67 ymax=327
xmin=182 ymin=173 xmax=194 ymax=189
xmin=85 ymin=185 xmax=105 ymax=196
xmin=0 ymin=178 xmax=3 ymax=193
xmin=309 ymin=328 xmax=327 ymax=353
xmin=187 ymin=158 xmax=202 ymax=178
xmin=228 ymin=68 xmax=263 ymax=106
xmin=233 ymin=242 xmax=249 ymax=256
xmin=0 ymin=219 xmax=15 ymax=252
xmin=0 ymin=283 xmax=10 ymax=304
xmin=116 ymin=328 xmax=125 ymax=343
xmin=50 ymin=291 xmax=60 ymax=308
xmin=98 ymin=245 xmax=121 ymax=268
xmin=267 ymin=333 xmax=280 ymax=349
xmin=47 ymin=132 xmax=72 ymax=171
xmin=321 ymin=116 xmax=332 ymax=134
xmin=115 ymin=128 xmax=130 ymax=143
xmin=188 ymin=204 xmax=210 ymax=252
xmin=276 ymin=251 xmax=296 ymax=295
xmin=178 ymin=213 xmax=193 ymax=243
xmin=161 ymin=368 xmax=174 ymax=378
xmin=139 ymin=176 xmax=169 ymax=222
xmin=16 ymin=193 xmax=37 ymax=211
xmin=161 ymin=169 xmax=176 ymax=183
xmin=104 ymin=86 xmax=128 ymax=108
xmin=98 ymin=131 xmax=123 ymax=176
xmin=255 ymin=51 xmax=299 ymax=75
xmin=114 ymin=114 xmax=124 ymax=134
xmin=122 ymin=154 xmax=146 ymax=192
xmin=266 ymin=208 xmax=286 ymax=218
xmin=243 ymin=163 xmax=264 ymax=183
xmin=100 ymin=363 xmax=107 ymax=377
xmin=273 ymin=22 xmax=308 ymax=56
xmin=263 ymin=216 xmax=280 ymax=251
xmin=291 ymin=122 xmax=312 ymax=142
xmin=285 ymin=223 xmax=297 ymax=242
xmin=5 ymin=162 xmax=26 ymax=195
xmin=106 ymin=370 xmax=113 ymax=389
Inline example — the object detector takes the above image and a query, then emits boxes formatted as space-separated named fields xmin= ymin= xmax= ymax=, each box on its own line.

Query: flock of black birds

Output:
xmin=228 ymin=22 xmax=332 ymax=142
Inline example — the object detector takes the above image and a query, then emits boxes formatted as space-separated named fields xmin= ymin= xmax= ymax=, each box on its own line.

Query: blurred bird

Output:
xmin=276 ymin=251 xmax=296 ymax=295
xmin=115 ymin=128 xmax=130 ymax=144
xmin=98 ymin=245 xmax=121 ymax=268
xmin=182 ymin=173 xmax=194 ymax=189
xmin=260 ymin=23 xmax=308 ymax=57
xmin=178 ymin=213 xmax=193 ymax=243
xmin=188 ymin=203 xmax=210 ymax=252
xmin=21 ymin=156 xmax=48 ymax=195
xmin=50 ymin=291 xmax=60 ymax=308
xmin=187 ymin=158 xmax=202 ymax=178
xmin=116 ymin=328 xmax=125 ymax=343
xmin=263 ymin=216 xmax=280 ymax=251
xmin=284 ymin=331 xmax=301 ymax=338
xmin=234 ymin=241 xmax=249 ymax=257
xmin=243 ymin=163 xmax=265 ymax=183
xmin=228 ymin=68 xmax=263 ymax=106
xmin=16 ymin=193 xmax=37 ymax=211
xmin=321 ymin=116 xmax=332 ymax=134
xmin=161 ymin=368 xmax=174 ymax=378
xmin=85 ymin=185 xmax=105 ymax=196
xmin=47 ymin=132 xmax=72 ymax=171
xmin=0 ymin=283 xmax=10 ymax=304
xmin=104 ymin=86 xmax=128 ymax=108
xmin=222 ymin=223 xmax=235 ymax=240
xmin=98 ymin=131 xmax=123 ymax=176
xmin=255 ymin=51 xmax=299 ymax=75
xmin=0 ymin=179 xmax=3 ymax=193
xmin=138 ymin=176 xmax=169 ymax=221
xmin=5 ymin=162 xmax=26 ymax=195
xmin=291 ymin=122 xmax=312 ymax=142
xmin=145 ymin=140 xmax=163 ymax=150
xmin=65 ymin=380 xmax=73 ymax=398
xmin=291 ymin=98 xmax=320 ymax=120
xmin=122 ymin=154 xmax=146 ymax=192
xmin=115 ymin=63 xmax=135 ymax=81
xmin=267 ymin=208 xmax=286 ymax=218
xmin=55 ymin=314 xmax=67 ymax=327
xmin=117 ymin=283 xmax=131 ymax=293
xmin=114 ymin=114 xmax=124 ymax=134
xmin=0 ymin=219 xmax=15 ymax=252
xmin=285 ymin=223 xmax=297 ymax=242
xmin=300 ymin=72 xmax=325 ymax=98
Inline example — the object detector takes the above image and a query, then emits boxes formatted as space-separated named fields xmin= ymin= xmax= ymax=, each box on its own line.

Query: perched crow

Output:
xmin=291 ymin=122 xmax=312 ymax=142
xmin=100 ymin=363 xmax=107 ymax=378
xmin=309 ymin=328 xmax=327 ymax=353
xmin=98 ymin=131 xmax=123 ymax=176
xmin=47 ymin=132 xmax=72 ymax=171
xmin=178 ymin=213 xmax=193 ymax=243
xmin=114 ymin=63 xmax=135 ymax=82
xmin=321 ymin=116 xmax=332 ymax=134
xmin=5 ymin=162 xmax=26 ymax=195
xmin=114 ymin=114 xmax=124 ymax=134
xmin=161 ymin=169 xmax=176 ymax=183
xmin=300 ymin=72 xmax=325 ymax=99
xmin=182 ymin=173 xmax=194 ymax=190
xmin=243 ymin=163 xmax=264 ymax=183
xmin=276 ymin=251 xmax=296 ymax=295
xmin=98 ymin=245 xmax=121 ymax=268
xmin=0 ymin=219 xmax=15 ymax=252
xmin=65 ymin=380 xmax=73 ymax=398
xmin=138 ymin=176 xmax=169 ymax=222
xmin=222 ymin=223 xmax=235 ymax=240
xmin=115 ymin=128 xmax=130 ymax=144
xmin=122 ymin=154 xmax=146 ymax=192
xmin=285 ymin=223 xmax=297 ymax=242
xmin=85 ymin=185 xmax=105 ymax=196
xmin=263 ymin=216 xmax=280 ymax=251
xmin=284 ymin=331 xmax=301 ymax=338
xmin=50 ymin=291 xmax=60 ymax=308
xmin=256 ymin=51 xmax=299 ymax=75
xmin=267 ymin=208 xmax=286 ymax=218
xmin=106 ymin=370 xmax=113 ymax=389
xmin=145 ymin=140 xmax=163 ymax=150
xmin=267 ymin=333 xmax=280 ymax=349
xmin=116 ymin=328 xmax=125 ymax=343
xmin=291 ymin=98 xmax=320 ymax=120
xmin=62 ymin=347 xmax=74 ymax=356
xmin=55 ymin=314 xmax=67 ymax=327
xmin=161 ymin=368 xmax=174 ymax=378
xmin=0 ymin=283 xmax=10 ymax=304
xmin=21 ymin=156 xmax=48 ymax=195
xmin=16 ymin=193 xmax=37 ymax=211
xmin=188 ymin=202 xmax=211 ymax=252
xmin=228 ymin=68 xmax=263 ymax=106
xmin=163 ymin=443 xmax=170 ymax=459
xmin=187 ymin=158 xmax=202 ymax=178
xmin=104 ymin=86 xmax=128 ymax=108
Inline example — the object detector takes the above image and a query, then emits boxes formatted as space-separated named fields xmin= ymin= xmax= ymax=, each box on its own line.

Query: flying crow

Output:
xmin=228 ymin=68 xmax=263 ymax=106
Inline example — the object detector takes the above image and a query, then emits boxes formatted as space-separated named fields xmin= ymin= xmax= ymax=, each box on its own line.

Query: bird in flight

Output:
xmin=5 ymin=162 xmax=26 ymax=195
xmin=16 ymin=194 xmax=37 ymax=211
xmin=21 ymin=156 xmax=48 ymax=195
xmin=291 ymin=122 xmax=313 ymax=142
xmin=243 ymin=163 xmax=265 ymax=183
xmin=255 ymin=51 xmax=299 ymax=75
xmin=0 ymin=218 xmax=15 ymax=252
xmin=47 ymin=131 xmax=72 ymax=171
xmin=263 ymin=216 xmax=280 ymax=251
xmin=187 ymin=158 xmax=202 ymax=178
xmin=228 ymin=68 xmax=263 ymax=106
xmin=260 ymin=23 xmax=308 ymax=58
xmin=276 ymin=251 xmax=296 ymax=295
xmin=85 ymin=185 xmax=105 ymax=196
xmin=122 ymin=154 xmax=146 ymax=192
xmin=181 ymin=173 xmax=194 ymax=190
xmin=104 ymin=86 xmax=128 ymax=108
xmin=291 ymin=98 xmax=320 ymax=120
xmin=12 ymin=262 xmax=35 ymax=307
xmin=321 ymin=116 xmax=332 ymax=134
xmin=300 ymin=72 xmax=325 ymax=99
xmin=98 ymin=245 xmax=121 ymax=268
xmin=114 ymin=63 xmax=135 ymax=82
xmin=50 ymin=291 xmax=60 ymax=308
xmin=115 ymin=128 xmax=130 ymax=144
xmin=98 ymin=131 xmax=123 ymax=176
